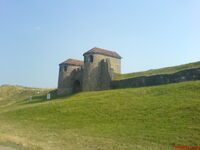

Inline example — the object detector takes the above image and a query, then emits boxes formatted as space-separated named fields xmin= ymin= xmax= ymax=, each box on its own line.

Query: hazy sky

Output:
xmin=0 ymin=0 xmax=200 ymax=88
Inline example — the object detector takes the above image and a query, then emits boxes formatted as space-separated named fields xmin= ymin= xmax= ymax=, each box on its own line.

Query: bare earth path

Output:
xmin=0 ymin=145 xmax=19 ymax=150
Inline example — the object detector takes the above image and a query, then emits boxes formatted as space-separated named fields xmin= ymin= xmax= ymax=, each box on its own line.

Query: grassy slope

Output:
xmin=0 ymin=85 xmax=52 ymax=107
xmin=114 ymin=61 xmax=200 ymax=80
xmin=0 ymin=81 xmax=200 ymax=150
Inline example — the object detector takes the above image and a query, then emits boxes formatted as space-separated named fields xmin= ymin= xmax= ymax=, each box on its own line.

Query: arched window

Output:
xmin=89 ymin=55 xmax=93 ymax=62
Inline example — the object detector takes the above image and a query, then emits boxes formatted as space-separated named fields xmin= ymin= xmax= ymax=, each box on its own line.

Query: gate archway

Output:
xmin=73 ymin=80 xmax=81 ymax=93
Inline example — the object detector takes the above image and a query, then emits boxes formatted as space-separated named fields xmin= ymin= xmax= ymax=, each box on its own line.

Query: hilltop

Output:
xmin=0 ymin=81 xmax=199 ymax=150
xmin=114 ymin=61 xmax=200 ymax=80
xmin=0 ymin=85 xmax=52 ymax=107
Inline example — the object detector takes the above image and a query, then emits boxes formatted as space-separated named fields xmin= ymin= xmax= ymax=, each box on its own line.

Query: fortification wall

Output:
xmin=98 ymin=59 xmax=113 ymax=90
xmin=84 ymin=54 xmax=121 ymax=73
xmin=111 ymin=68 xmax=200 ymax=89
xmin=58 ymin=65 xmax=81 ymax=88
xmin=57 ymin=65 xmax=83 ymax=95
xmin=82 ymin=59 xmax=113 ymax=91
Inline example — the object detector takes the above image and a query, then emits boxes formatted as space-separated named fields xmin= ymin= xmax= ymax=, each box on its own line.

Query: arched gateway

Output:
xmin=73 ymin=80 xmax=81 ymax=93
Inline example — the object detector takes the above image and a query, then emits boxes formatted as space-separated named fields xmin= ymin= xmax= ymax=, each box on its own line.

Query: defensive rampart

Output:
xmin=111 ymin=68 xmax=200 ymax=89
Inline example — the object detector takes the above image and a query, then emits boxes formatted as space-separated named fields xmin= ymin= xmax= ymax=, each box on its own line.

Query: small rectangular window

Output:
xmin=90 ymin=55 xmax=93 ymax=62
xmin=64 ymin=66 xmax=67 ymax=71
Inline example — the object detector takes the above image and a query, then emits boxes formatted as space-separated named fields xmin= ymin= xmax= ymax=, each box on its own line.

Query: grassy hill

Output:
xmin=0 ymin=81 xmax=199 ymax=150
xmin=114 ymin=61 xmax=200 ymax=80
xmin=0 ymin=85 xmax=52 ymax=107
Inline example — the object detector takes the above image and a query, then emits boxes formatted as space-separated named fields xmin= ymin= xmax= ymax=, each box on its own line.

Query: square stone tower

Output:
xmin=82 ymin=47 xmax=121 ymax=91
xmin=57 ymin=59 xmax=83 ymax=95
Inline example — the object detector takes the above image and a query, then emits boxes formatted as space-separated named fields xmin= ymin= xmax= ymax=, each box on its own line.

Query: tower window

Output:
xmin=84 ymin=56 xmax=87 ymax=63
xmin=64 ymin=66 xmax=67 ymax=71
xmin=89 ymin=55 xmax=94 ymax=62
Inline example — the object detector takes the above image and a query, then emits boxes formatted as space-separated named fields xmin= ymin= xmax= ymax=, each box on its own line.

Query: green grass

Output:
xmin=114 ymin=61 xmax=200 ymax=80
xmin=0 ymin=85 xmax=52 ymax=107
xmin=0 ymin=81 xmax=200 ymax=150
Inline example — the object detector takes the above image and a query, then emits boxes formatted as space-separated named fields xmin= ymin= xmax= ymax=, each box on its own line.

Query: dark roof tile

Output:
xmin=83 ymin=47 xmax=121 ymax=59
xmin=59 ymin=59 xmax=83 ymax=66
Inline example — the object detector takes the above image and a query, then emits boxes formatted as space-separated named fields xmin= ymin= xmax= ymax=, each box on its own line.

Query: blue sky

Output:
xmin=0 ymin=0 xmax=200 ymax=88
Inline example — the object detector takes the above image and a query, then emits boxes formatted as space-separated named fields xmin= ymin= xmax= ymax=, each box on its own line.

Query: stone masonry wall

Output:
xmin=82 ymin=57 xmax=113 ymax=92
xmin=111 ymin=68 xmax=200 ymax=89
xmin=57 ymin=65 xmax=82 ymax=95
xmin=84 ymin=54 xmax=121 ymax=73
xmin=99 ymin=59 xmax=113 ymax=90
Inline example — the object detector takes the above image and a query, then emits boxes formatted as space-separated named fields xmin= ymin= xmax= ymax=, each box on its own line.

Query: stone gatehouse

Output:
xmin=57 ymin=47 xmax=200 ymax=96
xmin=57 ymin=47 xmax=121 ymax=95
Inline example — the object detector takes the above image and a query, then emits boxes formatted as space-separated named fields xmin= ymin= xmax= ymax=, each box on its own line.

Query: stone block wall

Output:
xmin=58 ymin=65 xmax=81 ymax=88
xmin=57 ymin=65 xmax=83 ymax=95
xmin=84 ymin=54 xmax=121 ymax=73
xmin=111 ymin=68 xmax=200 ymax=89
xmin=82 ymin=58 xmax=113 ymax=91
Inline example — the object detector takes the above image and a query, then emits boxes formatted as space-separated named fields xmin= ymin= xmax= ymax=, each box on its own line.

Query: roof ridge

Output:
xmin=59 ymin=58 xmax=83 ymax=66
xmin=83 ymin=47 xmax=121 ymax=59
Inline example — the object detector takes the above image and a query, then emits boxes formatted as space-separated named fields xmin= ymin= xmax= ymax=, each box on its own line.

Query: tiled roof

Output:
xmin=59 ymin=59 xmax=83 ymax=66
xmin=83 ymin=47 xmax=121 ymax=59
